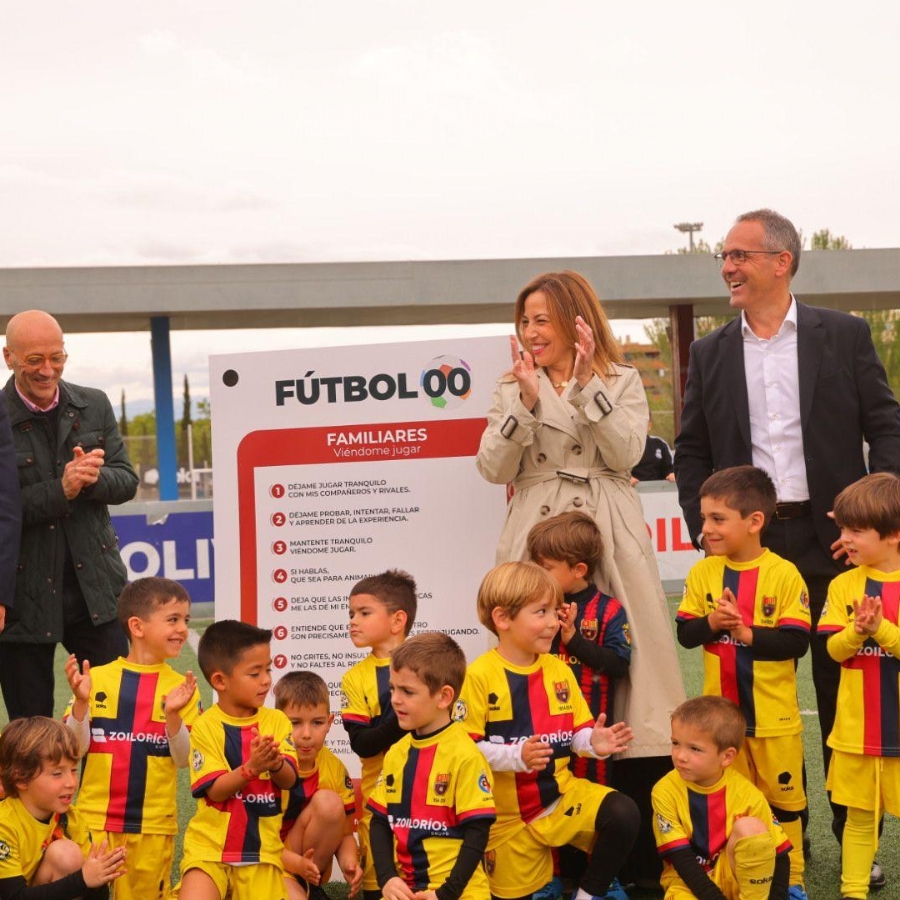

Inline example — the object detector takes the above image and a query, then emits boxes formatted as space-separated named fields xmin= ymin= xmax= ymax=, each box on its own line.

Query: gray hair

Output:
xmin=735 ymin=208 xmax=801 ymax=277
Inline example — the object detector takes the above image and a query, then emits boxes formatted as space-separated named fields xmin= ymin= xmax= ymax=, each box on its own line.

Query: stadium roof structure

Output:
xmin=2 ymin=248 xmax=899 ymax=497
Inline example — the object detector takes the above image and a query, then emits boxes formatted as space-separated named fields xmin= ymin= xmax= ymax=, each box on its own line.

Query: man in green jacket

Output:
xmin=2 ymin=310 xmax=139 ymax=719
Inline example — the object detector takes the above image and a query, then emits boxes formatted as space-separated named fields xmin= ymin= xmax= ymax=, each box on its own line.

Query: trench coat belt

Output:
xmin=512 ymin=467 xmax=613 ymax=491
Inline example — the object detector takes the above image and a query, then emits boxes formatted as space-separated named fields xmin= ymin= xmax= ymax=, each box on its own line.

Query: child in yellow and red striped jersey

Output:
xmin=340 ymin=570 xmax=418 ymax=900
xmin=818 ymin=472 xmax=900 ymax=900
xmin=676 ymin=466 xmax=810 ymax=895
xmin=274 ymin=671 xmax=361 ymax=900
xmin=64 ymin=576 xmax=201 ymax=900
xmin=652 ymin=696 xmax=791 ymax=899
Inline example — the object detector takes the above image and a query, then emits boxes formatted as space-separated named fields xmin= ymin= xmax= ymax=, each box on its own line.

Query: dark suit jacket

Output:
xmin=0 ymin=396 xmax=21 ymax=610
xmin=674 ymin=301 xmax=900 ymax=554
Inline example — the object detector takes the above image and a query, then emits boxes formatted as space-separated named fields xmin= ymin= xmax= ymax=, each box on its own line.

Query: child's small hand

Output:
xmin=709 ymin=588 xmax=742 ymax=632
xmin=64 ymin=654 xmax=92 ymax=705
xmin=520 ymin=734 xmax=553 ymax=771
xmin=590 ymin=713 xmax=634 ymax=758
xmin=558 ymin=603 xmax=577 ymax=643
xmin=163 ymin=671 xmax=197 ymax=716
xmin=853 ymin=594 xmax=882 ymax=635
xmin=81 ymin=840 xmax=127 ymax=888
xmin=343 ymin=857 xmax=363 ymax=898
xmin=298 ymin=848 xmax=321 ymax=884
xmin=383 ymin=876 xmax=417 ymax=900
xmin=248 ymin=730 xmax=281 ymax=773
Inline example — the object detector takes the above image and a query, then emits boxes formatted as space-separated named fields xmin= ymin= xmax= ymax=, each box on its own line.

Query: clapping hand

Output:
xmin=573 ymin=316 xmax=596 ymax=387
xmin=853 ymin=594 xmax=882 ymax=636
xmin=510 ymin=336 xmax=539 ymax=411
xmin=590 ymin=713 xmax=633 ymax=757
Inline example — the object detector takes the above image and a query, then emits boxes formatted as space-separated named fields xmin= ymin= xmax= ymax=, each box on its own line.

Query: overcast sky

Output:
xmin=3 ymin=2 xmax=899 ymax=405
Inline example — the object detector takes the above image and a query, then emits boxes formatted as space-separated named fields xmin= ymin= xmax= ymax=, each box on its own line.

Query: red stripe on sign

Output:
xmin=237 ymin=418 xmax=487 ymax=625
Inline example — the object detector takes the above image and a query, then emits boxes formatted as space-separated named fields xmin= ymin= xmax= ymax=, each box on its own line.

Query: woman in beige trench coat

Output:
xmin=475 ymin=271 xmax=685 ymax=888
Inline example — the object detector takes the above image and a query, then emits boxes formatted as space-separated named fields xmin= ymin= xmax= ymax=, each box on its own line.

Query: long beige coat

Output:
xmin=476 ymin=364 xmax=685 ymax=758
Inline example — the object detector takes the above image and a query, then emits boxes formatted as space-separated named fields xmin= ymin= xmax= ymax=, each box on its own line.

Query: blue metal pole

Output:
xmin=150 ymin=316 xmax=178 ymax=501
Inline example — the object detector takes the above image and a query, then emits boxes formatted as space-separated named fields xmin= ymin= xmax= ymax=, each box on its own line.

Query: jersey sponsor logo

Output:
xmin=236 ymin=792 xmax=278 ymax=805
xmin=478 ymin=771 xmax=490 ymax=793
xmin=484 ymin=850 xmax=496 ymax=875
xmin=340 ymin=689 xmax=350 ymax=711
xmin=388 ymin=815 xmax=449 ymax=833
xmin=800 ymin=591 xmax=809 ymax=610
xmin=453 ymin=699 xmax=467 ymax=721
xmin=580 ymin=618 xmax=598 ymax=641
xmin=554 ymin=681 xmax=570 ymax=703
xmin=715 ymin=634 xmax=747 ymax=647
xmin=91 ymin=728 xmax=168 ymax=747
xmin=858 ymin=645 xmax=892 ymax=657
xmin=655 ymin=813 xmax=673 ymax=834
xmin=622 ymin=622 xmax=631 ymax=645
xmin=434 ymin=773 xmax=450 ymax=796
xmin=94 ymin=691 xmax=109 ymax=709
xmin=0 ymin=841 xmax=9 ymax=861
xmin=345 ymin=775 xmax=354 ymax=790
xmin=512 ymin=729 xmax=574 ymax=746
xmin=762 ymin=597 xmax=776 ymax=618
xmin=192 ymin=749 xmax=204 ymax=772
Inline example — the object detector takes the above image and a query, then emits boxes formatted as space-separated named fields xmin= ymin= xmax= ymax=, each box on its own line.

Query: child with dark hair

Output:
xmin=819 ymin=472 xmax=900 ymax=899
xmin=64 ymin=576 xmax=200 ymax=900
xmin=178 ymin=620 xmax=299 ymax=900
xmin=677 ymin=466 xmax=810 ymax=895
xmin=341 ymin=570 xmax=418 ymax=900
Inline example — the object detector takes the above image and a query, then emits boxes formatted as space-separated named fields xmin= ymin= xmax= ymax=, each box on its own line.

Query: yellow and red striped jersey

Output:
xmin=66 ymin=658 xmax=202 ymax=835
xmin=819 ymin=566 xmax=900 ymax=756
xmin=367 ymin=721 xmax=495 ymax=898
xmin=457 ymin=649 xmax=594 ymax=845
xmin=183 ymin=704 xmax=298 ymax=866
xmin=652 ymin=766 xmax=790 ymax=895
xmin=677 ymin=550 xmax=810 ymax=737
xmin=341 ymin=654 xmax=395 ymax=804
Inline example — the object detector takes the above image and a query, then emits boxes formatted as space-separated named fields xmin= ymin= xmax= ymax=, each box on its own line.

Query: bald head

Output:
xmin=6 ymin=310 xmax=63 ymax=350
xmin=4 ymin=310 xmax=67 ymax=409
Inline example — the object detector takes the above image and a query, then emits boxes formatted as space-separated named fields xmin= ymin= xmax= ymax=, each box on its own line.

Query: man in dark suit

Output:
xmin=0 ymin=394 xmax=21 ymax=629
xmin=674 ymin=209 xmax=900 ymax=874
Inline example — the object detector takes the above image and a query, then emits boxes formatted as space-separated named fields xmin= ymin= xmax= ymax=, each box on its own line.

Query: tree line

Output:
xmin=118 ymin=374 xmax=212 ymax=474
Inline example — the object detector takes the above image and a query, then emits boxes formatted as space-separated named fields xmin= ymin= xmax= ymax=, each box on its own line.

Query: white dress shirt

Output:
xmin=741 ymin=297 xmax=809 ymax=502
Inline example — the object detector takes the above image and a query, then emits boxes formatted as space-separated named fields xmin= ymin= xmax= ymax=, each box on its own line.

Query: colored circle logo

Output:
xmin=420 ymin=355 xmax=472 ymax=410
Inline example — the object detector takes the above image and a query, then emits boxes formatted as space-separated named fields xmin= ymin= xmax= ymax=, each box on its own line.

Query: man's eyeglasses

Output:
xmin=714 ymin=250 xmax=784 ymax=267
xmin=16 ymin=352 xmax=68 ymax=369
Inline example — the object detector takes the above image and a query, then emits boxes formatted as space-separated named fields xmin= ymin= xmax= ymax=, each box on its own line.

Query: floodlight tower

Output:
xmin=674 ymin=222 xmax=704 ymax=252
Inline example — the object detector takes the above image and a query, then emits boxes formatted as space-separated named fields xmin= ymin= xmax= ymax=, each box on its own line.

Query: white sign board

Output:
xmin=634 ymin=484 xmax=702 ymax=584
xmin=210 ymin=337 xmax=510 ymax=762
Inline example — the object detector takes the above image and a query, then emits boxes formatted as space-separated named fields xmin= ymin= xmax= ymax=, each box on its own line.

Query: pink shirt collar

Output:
xmin=15 ymin=382 xmax=60 ymax=413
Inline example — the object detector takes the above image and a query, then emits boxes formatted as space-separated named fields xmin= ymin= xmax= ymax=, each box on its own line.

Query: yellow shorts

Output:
xmin=93 ymin=832 xmax=173 ymax=900
xmin=175 ymin=861 xmax=286 ymax=900
xmin=486 ymin=778 xmax=613 ymax=899
xmin=827 ymin=751 xmax=900 ymax=815
xmin=357 ymin=807 xmax=377 ymax=892
xmin=732 ymin=734 xmax=807 ymax=813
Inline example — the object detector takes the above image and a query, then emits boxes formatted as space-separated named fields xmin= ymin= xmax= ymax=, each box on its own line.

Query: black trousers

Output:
xmin=763 ymin=514 xmax=845 ymax=839
xmin=0 ymin=615 xmax=127 ymax=719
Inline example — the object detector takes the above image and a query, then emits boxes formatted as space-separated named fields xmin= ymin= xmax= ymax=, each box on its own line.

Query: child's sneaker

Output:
xmin=602 ymin=878 xmax=629 ymax=900
xmin=532 ymin=876 xmax=563 ymax=900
